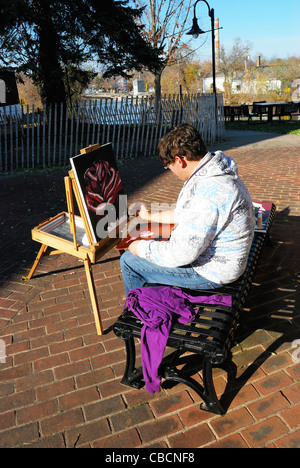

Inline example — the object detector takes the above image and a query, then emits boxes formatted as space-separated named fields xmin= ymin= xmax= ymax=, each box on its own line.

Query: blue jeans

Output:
xmin=120 ymin=251 xmax=222 ymax=295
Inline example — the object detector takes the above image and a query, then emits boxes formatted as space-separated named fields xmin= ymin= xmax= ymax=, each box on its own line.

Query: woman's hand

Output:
xmin=128 ymin=202 xmax=176 ymax=224
xmin=128 ymin=202 xmax=150 ymax=221
xmin=138 ymin=204 xmax=150 ymax=221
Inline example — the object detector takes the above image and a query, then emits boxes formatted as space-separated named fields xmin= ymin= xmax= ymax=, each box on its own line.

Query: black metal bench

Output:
xmin=112 ymin=203 xmax=276 ymax=415
xmin=275 ymin=102 xmax=298 ymax=120
xmin=249 ymin=102 xmax=268 ymax=121
xmin=224 ymin=105 xmax=245 ymax=121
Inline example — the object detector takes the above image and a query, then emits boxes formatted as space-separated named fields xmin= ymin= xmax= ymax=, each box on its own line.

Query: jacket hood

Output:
xmin=193 ymin=151 xmax=238 ymax=180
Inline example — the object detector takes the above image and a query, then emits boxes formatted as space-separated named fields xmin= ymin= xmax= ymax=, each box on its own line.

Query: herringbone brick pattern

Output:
xmin=0 ymin=132 xmax=299 ymax=448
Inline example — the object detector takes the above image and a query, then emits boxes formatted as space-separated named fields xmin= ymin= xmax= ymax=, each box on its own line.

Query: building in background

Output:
xmin=133 ymin=78 xmax=145 ymax=95
xmin=0 ymin=69 xmax=19 ymax=106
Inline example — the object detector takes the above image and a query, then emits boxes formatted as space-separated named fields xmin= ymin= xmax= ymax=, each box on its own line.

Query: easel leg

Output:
xmin=84 ymin=257 xmax=103 ymax=336
xmin=27 ymin=244 xmax=48 ymax=280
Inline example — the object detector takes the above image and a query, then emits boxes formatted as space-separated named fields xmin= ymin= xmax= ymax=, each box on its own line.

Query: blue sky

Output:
xmin=187 ymin=0 xmax=300 ymax=61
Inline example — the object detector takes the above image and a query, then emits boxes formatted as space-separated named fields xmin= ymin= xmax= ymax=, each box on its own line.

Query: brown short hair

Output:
xmin=157 ymin=123 xmax=207 ymax=164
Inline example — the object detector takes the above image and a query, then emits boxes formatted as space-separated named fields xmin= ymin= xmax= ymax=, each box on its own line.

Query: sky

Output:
xmin=186 ymin=0 xmax=300 ymax=61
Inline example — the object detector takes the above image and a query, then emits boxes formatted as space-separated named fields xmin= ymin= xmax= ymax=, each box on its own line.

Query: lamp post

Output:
xmin=187 ymin=0 xmax=216 ymax=96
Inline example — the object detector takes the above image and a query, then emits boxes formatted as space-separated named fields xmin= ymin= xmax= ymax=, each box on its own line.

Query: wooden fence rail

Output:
xmin=0 ymin=93 xmax=224 ymax=173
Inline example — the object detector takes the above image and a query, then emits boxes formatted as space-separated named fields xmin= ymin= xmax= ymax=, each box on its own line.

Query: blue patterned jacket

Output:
xmin=137 ymin=151 xmax=255 ymax=284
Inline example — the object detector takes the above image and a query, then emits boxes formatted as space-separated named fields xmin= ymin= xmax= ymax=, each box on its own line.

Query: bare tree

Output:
xmin=133 ymin=0 xmax=194 ymax=101
xmin=218 ymin=37 xmax=253 ymax=100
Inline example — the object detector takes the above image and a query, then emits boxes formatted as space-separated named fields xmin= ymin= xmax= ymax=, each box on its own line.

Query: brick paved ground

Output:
xmin=0 ymin=130 xmax=299 ymax=448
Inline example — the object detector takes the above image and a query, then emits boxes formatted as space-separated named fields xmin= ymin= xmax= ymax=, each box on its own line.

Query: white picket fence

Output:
xmin=0 ymin=93 xmax=224 ymax=173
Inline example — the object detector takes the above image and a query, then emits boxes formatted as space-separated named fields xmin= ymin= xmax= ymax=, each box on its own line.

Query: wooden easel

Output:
xmin=27 ymin=144 xmax=125 ymax=335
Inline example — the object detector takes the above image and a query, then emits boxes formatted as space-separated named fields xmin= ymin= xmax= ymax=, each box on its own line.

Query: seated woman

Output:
xmin=120 ymin=123 xmax=255 ymax=295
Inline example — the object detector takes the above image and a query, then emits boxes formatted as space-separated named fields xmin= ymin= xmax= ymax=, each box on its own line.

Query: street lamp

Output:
xmin=187 ymin=0 xmax=216 ymax=95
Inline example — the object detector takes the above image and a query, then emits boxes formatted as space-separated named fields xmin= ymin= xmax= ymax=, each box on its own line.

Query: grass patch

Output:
xmin=225 ymin=119 xmax=300 ymax=135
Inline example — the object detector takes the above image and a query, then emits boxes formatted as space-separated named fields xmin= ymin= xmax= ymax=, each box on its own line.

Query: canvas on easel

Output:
xmin=70 ymin=142 xmax=126 ymax=243
xmin=27 ymin=143 xmax=127 ymax=336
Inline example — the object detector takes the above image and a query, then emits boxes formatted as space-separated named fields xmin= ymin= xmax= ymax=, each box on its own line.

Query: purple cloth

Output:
xmin=124 ymin=286 xmax=232 ymax=393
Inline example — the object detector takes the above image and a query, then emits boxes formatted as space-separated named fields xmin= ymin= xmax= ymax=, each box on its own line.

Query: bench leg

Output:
xmin=120 ymin=336 xmax=144 ymax=390
xmin=201 ymin=360 xmax=226 ymax=415
xmin=163 ymin=356 xmax=226 ymax=416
